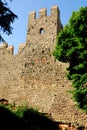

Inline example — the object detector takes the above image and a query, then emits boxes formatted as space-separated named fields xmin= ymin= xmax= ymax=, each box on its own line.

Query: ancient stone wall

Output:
xmin=0 ymin=6 xmax=87 ymax=129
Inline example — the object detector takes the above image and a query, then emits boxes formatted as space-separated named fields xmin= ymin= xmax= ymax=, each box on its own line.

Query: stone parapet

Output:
xmin=0 ymin=43 xmax=14 ymax=55
xmin=18 ymin=43 xmax=26 ymax=54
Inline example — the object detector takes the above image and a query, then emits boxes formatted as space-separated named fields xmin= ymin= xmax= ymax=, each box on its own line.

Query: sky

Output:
xmin=2 ymin=0 xmax=87 ymax=54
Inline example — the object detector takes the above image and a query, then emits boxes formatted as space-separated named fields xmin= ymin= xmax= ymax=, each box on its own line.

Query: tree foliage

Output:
xmin=53 ymin=7 xmax=87 ymax=112
xmin=0 ymin=0 xmax=17 ymax=42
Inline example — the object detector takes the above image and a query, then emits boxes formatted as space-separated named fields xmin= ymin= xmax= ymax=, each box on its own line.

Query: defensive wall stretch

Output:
xmin=0 ymin=6 xmax=87 ymax=129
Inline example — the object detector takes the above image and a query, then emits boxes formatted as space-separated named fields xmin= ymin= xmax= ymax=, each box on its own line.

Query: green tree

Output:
xmin=0 ymin=0 xmax=17 ymax=42
xmin=53 ymin=7 xmax=87 ymax=112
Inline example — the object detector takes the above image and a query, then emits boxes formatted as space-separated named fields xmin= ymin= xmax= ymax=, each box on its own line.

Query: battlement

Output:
xmin=0 ymin=42 xmax=8 ymax=49
xmin=0 ymin=42 xmax=27 ymax=55
xmin=6 ymin=45 xmax=14 ymax=55
xmin=39 ymin=8 xmax=47 ymax=18
xmin=51 ymin=5 xmax=60 ymax=15
xmin=29 ymin=5 xmax=60 ymax=21
xmin=18 ymin=43 xmax=26 ymax=54
xmin=29 ymin=11 xmax=36 ymax=20
xmin=0 ymin=43 xmax=14 ymax=55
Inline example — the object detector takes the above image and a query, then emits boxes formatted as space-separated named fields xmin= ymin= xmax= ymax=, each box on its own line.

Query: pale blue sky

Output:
xmin=3 ymin=0 xmax=87 ymax=53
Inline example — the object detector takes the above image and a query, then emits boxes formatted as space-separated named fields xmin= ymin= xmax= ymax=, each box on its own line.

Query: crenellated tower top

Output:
xmin=26 ymin=5 xmax=62 ymax=50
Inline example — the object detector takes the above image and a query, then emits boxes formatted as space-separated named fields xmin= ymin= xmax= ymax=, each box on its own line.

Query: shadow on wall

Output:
xmin=0 ymin=106 xmax=25 ymax=130
xmin=22 ymin=108 xmax=59 ymax=130
xmin=0 ymin=99 xmax=85 ymax=130
xmin=0 ymin=101 xmax=59 ymax=130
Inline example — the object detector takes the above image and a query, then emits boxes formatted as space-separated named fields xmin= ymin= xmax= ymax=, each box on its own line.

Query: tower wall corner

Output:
xmin=51 ymin=5 xmax=60 ymax=17
xmin=29 ymin=11 xmax=36 ymax=22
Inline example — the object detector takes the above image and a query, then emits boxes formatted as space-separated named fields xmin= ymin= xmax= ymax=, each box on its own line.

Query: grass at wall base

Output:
xmin=0 ymin=101 xmax=59 ymax=130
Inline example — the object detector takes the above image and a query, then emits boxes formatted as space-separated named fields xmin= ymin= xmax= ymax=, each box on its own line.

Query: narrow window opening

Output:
xmin=40 ymin=28 xmax=44 ymax=34
xmin=42 ymin=50 xmax=44 ymax=54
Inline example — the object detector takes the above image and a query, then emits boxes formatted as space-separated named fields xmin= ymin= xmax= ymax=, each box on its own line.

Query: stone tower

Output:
xmin=26 ymin=6 xmax=62 ymax=51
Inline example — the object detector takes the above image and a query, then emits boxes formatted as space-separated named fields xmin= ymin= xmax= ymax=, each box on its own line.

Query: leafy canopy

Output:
xmin=0 ymin=0 xmax=17 ymax=42
xmin=53 ymin=7 xmax=87 ymax=112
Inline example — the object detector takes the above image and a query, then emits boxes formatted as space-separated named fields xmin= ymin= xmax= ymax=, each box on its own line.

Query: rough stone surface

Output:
xmin=0 ymin=6 xmax=87 ymax=129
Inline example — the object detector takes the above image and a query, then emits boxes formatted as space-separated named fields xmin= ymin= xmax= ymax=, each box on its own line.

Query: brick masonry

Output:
xmin=0 ymin=5 xmax=87 ymax=129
